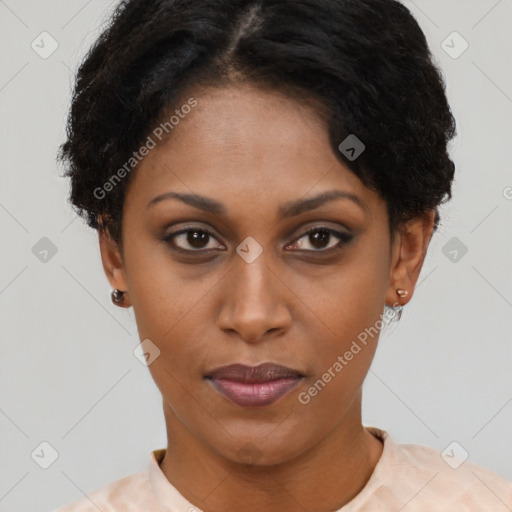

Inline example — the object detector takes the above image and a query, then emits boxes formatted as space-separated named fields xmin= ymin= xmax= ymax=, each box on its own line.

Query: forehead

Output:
xmin=124 ymin=83 xmax=378 ymax=217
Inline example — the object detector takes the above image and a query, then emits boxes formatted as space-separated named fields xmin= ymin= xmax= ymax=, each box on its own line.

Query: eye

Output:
xmin=163 ymin=225 xmax=353 ymax=255
xmin=286 ymin=227 xmax=353 ymax=254
xmin=163 ymin=227 xmax=225 ymax=253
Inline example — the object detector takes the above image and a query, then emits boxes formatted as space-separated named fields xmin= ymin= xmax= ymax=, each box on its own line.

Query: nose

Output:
xmin=217 ymin=246 xmax=292 ymax=344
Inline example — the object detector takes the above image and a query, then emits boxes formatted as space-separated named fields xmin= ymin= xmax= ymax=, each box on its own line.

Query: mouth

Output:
xmin=204 ymin=362 xmax=305 ymax=407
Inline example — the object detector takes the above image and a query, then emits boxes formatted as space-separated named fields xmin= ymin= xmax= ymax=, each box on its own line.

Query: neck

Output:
xmin=158 ymin=399 xmax=383 ymax=512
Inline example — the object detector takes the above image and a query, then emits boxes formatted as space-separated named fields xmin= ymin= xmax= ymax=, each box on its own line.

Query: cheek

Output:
xmin=124 ymin=238 xmax=192 ymax=338
xmin=296 ymin=249 xmax=387 ymax=336
xmin=292 ymin=243 xmax=389 ymax=392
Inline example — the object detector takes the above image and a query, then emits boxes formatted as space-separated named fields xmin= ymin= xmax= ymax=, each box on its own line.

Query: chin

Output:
xmin=207 ymin=426 xmax=313 ymax=468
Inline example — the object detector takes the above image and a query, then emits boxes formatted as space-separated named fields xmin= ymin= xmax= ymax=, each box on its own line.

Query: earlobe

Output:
xmin=98 ymin=229 xmax=130 ymax=307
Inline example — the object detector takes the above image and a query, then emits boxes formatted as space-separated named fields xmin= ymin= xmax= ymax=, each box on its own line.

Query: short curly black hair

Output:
xmin=58 ymin=0 xmax=456 ymax=248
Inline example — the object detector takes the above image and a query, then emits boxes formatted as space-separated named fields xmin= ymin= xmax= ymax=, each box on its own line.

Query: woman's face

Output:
xmin=100 ymin=83 xmax=432 ymax=466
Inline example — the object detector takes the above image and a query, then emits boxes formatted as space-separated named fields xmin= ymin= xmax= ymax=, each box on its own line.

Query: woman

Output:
xmin=55 ymin=0 xmax=512 ymax=510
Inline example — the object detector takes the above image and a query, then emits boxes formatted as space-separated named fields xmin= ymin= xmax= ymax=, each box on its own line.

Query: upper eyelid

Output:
xmin=166 ymin=224 xmax=350 ymax=249
xmin=287 ymin=227 xmax=352 ymax=249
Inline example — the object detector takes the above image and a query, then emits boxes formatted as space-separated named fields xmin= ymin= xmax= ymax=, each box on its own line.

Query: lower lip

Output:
xmin=207 ymin=377 xmax=303 ymax=407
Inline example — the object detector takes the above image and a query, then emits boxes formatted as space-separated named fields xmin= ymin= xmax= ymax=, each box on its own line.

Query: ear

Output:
xmin=98 ymin=227 xmax=131 ymax=307
xmin=385 ymin=210 xmax=436 ymax=308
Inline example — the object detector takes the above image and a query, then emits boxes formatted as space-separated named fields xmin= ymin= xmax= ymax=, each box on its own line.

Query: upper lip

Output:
xmin=205 ymin=362 xmax=305 ymax=382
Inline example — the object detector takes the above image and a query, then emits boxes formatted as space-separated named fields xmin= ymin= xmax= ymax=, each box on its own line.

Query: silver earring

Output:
xmin=394 ymin=304 xmax=404 ymax=321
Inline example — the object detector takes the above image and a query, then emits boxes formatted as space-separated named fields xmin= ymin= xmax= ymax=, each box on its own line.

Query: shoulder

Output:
xmin=395 ymin=438 xmax=512 ymax=510
xmin=53 ymin=470 xmax=157 ymax=511
xmin=360 ymin=427 xmax=512 ymax=511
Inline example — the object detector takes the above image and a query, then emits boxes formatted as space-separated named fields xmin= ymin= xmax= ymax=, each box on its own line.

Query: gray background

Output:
xmin=0 ymin=0 xmax=511 ymax=510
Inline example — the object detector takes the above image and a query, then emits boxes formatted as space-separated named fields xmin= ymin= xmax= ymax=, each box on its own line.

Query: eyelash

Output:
xmin=162 ymin=226 xmax=353 ymax=256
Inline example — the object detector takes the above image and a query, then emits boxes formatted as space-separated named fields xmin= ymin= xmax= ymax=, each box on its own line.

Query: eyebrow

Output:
xmin=146 ymin=189 xmax=367 ymax=217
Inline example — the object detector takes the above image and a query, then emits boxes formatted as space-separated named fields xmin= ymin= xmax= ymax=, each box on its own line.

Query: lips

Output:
xmin=205 ymin=362 xmax=305 ymax=407
xmin=206 ymin=362 xmax=304 ymax=382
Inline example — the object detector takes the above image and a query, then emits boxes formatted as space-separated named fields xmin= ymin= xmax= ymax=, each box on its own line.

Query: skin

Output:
xmin=99 ymin=83 xmax=435 ymax=512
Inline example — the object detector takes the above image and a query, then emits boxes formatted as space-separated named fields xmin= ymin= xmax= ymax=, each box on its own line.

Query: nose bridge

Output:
xmin=232 ymin=240 xmax=276 ymax=311
xmin=218 ymin=238 xmax=290 ymax=341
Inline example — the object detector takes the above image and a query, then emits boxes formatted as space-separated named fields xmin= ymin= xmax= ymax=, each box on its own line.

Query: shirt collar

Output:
xmin=148 ymin=448 xmax=203 ymax=511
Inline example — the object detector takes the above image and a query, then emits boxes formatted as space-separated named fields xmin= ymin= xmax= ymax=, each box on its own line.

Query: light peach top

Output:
xmin=54 ymin=426 xmax=512 ymax=511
